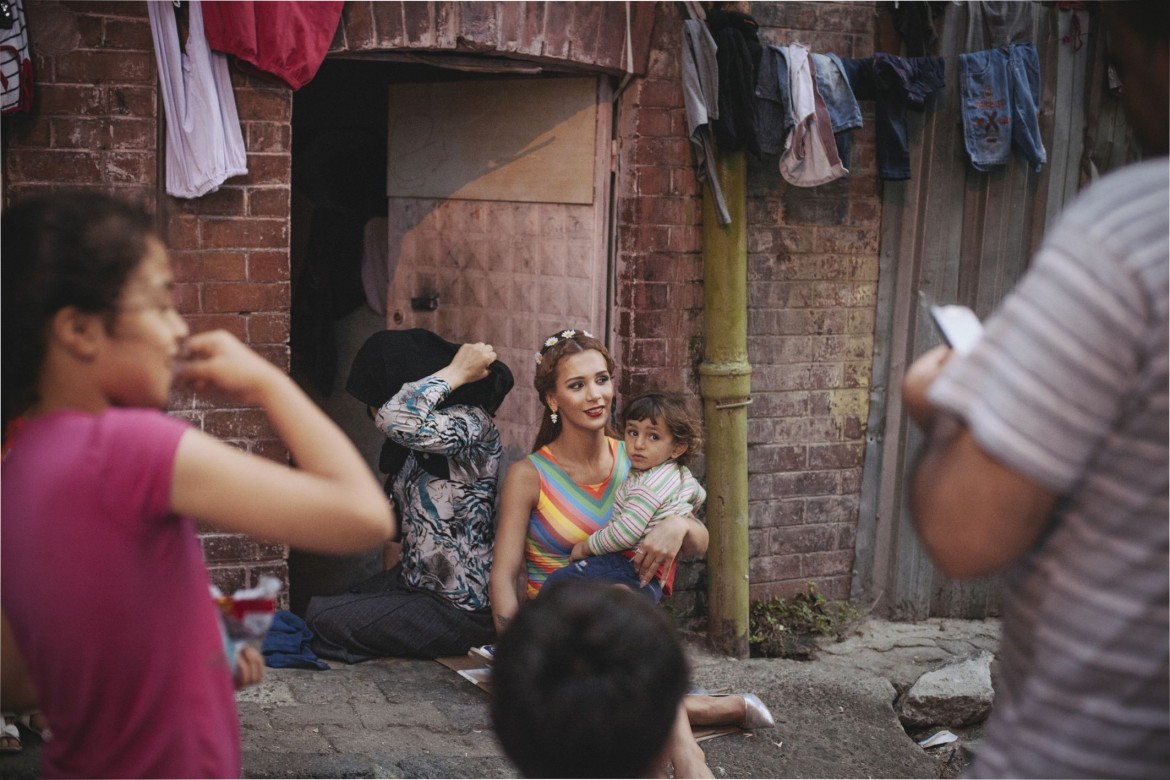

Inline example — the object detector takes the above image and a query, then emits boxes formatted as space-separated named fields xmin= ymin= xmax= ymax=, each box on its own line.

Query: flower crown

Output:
xmin=534 ymin=329 xmax=594 ymax=365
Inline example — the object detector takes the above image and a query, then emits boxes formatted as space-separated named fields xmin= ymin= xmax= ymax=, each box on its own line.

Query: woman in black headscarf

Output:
xmin=306 ymin=329 xmax=513 ymax=659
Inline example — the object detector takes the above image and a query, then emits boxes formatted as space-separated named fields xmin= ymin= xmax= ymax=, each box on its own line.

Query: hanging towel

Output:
xmin=262 ymin=610 xmax=330 ymax=670
xmin=148 ymin=0 xmax=248 ymax=199
xmin=780 ymin=43 xmax=847 ymax=187
xmin=0 ymin=0 xmax=33 ymax=115
xmin=681 ymin=19 xmax=731 ymax=225
xmin=202 ymin=1 xmax=344 ymax=91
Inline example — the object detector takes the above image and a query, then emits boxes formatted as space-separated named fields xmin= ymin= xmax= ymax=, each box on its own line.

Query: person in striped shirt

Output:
xmin=547 ymin=392 xmax=706 ymax=603
xmin=900 ymin=4 xmax=1168 ymax=777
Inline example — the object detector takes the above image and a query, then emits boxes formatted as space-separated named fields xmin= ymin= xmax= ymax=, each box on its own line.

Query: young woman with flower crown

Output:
xmin=490 ymin=328 xmax=773 ymax=778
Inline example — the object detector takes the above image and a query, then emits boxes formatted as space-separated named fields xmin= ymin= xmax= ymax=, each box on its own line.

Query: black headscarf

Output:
xmin=346 ymin=329 xmax=514 ymax=485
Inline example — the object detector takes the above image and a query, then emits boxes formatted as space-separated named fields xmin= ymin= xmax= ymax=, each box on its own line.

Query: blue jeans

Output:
xmin=960 ymin=42 xmax=1046 ymax=173
xmin=542 ymin=553 xmax=664 ymax=603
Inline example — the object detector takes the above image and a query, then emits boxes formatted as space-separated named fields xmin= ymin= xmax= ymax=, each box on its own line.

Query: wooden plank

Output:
xmin=387 ymin=77 xmax=597 ymax=204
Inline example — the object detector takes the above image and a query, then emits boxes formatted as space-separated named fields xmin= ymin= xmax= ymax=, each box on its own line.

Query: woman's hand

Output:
xmin=435 ymin=342 xmax=496 ymax=390
xmin=569 ymin=540 xmax=590 ymax=561
xmin=632 ymin=515 xmax=689 ymax=586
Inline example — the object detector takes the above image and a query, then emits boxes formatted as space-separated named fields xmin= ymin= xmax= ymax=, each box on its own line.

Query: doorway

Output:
xmin=287 ymin=59 xmax=615 ymax=614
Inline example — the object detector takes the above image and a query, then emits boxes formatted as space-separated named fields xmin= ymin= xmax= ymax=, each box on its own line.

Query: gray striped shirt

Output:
xmin=929 ymin=158 xmax=1169 ymax=779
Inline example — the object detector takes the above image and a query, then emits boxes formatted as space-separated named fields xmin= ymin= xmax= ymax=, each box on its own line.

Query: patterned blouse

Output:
xmin=376 ymin=377 xmax=500 ymax=611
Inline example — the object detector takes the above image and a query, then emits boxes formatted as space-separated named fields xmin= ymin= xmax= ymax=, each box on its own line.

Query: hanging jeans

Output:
xmin=959 ymin=42 xmax=1046 ymax=172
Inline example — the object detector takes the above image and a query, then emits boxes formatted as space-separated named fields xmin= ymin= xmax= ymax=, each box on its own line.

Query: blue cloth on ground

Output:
xmin=263 ymin=610 xmax=330 ymax=670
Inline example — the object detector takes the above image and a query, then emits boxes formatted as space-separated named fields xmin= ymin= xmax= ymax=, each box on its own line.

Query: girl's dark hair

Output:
xmin=1 ymin=192 xmax=157 ymax=424
xmin=621 ymin=391 xmax=703 ymax=466
xmin=531 ymin=328 xmax=616 ymax=451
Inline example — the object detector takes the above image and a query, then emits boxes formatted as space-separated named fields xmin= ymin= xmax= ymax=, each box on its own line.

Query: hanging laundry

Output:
xmin=681 ymin=18 xmax=731 ymax=225
xmin=0 ymin=0 xmax=33 ymax=115
xmin=888 ymin=1 xmax=950 ymax=57
xmin=780 ymin=43 xmax=847 ymax=188
xmin=965 ymin=1 xmax=1035 ymax=51
xmin=707 ymin=9 xmax=761 ymax=157
xmin=201 ymin=1 xmax=344 ymax=91
xmin=148 ymin=0 xmax=248 ymax=199
xmin=756 ymin=46 xmax=862 ymax=167
xmin=959 ymin=42 xmax=1046 ymax=173
xmin=811 ymin=52 xmax=863 ymax=167
xmin=754 ymin=45 xmax=790 ymax=156
xmin=841 ymin=54 xmax=945 ymax=180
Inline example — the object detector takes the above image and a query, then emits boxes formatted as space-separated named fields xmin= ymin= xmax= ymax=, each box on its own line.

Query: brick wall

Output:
xmin=2 ymin=1 xmax=292 ymax=595
xmin=614 ymin=1 xmax=880 ymax=610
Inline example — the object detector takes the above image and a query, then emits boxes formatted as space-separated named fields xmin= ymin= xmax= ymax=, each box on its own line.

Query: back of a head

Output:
xmin=491 ymin=580 xmax=690 ymax=778
xmin=1 ymin=192 xmax=155 ymax=425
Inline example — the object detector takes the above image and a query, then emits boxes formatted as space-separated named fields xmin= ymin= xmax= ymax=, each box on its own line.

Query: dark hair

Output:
xmin=491 ymin=580 xmax=690 ymax=778
xmin=531 ymin=328 xmax=616 ymax=451
xmin=1 ymin=192 xmax=157 ymax=424
xmin=621 ymin=392 xmax=703 ymax=467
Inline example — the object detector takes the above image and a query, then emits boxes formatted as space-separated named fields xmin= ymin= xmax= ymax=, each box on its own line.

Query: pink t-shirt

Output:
xmin=1 ymin=409 xmax=241 ymax=778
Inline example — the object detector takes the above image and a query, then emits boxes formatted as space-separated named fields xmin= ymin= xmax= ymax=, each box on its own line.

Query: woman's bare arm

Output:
xmin=490 ymin=459 xmax=540 ymax=635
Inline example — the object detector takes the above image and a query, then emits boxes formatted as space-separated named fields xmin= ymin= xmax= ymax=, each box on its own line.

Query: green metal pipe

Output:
xmin=699 ymin=150 xmax=750 ymax=658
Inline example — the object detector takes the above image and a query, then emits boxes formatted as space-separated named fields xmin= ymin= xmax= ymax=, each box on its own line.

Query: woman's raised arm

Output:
xmin=170 ymin=330 xmax=395 ymax=552
xmin=490 ymin=458 xmax=540 ymax=635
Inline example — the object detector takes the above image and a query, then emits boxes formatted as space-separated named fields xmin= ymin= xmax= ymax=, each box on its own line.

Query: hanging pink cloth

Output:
xmin=201 ymin=1 xmax=344 ymax=90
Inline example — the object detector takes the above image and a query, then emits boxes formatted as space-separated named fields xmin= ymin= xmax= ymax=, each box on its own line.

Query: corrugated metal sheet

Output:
xmin=853 ymin=4 xmax=1137 ymax=619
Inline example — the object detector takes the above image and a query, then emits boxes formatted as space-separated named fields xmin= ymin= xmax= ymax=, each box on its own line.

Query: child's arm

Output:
xmin=586 ymin=465 xmax=685 ymax=556
xmin=171 ymin=330 xmax=395 ymax=553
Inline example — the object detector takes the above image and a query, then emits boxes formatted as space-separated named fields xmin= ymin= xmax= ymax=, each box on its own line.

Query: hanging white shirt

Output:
xmin=148 ymin=0 xmax=247 ymax=198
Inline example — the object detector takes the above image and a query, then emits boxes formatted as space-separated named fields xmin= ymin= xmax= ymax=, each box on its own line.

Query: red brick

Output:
xmin=808 ymin=443 xmax=865 ymax=470
xmin=104 ymin=18 xmax=154 ymax=50
xmin=248 ymin=189 xmax=290 ymax=219
xmin=770 ymin=524 xmax=837 ymax=555
xmin=175 ymin=186 xmax=247 ymax=217
xmin=55 ymin=50 xmax=156 ymax=84
xmin=233 ymin=89 xmax=293 ymax=123
xmin=108 ymin=85 xmax=156 ymax=117
xmin=246 ymin=123 xmax=291 ymax=154
xmin=242 ymin=153 xmax=291 ymax=186
xmin=202 ymin=218 xmax=288 ymax=250
xmin=171 ymin=251 xmax=248 ymax=283
xmin=10 ymin=150 xmax=102 ymax=182
xmin=50 ymin=117 xmax=105 ymax=150
xmin=184 ymin=314 xmax=248 ymax=340
xmin=166 ymin=214 xmax=201 ymax=251
xmin=337 ymin=1 xmax=373 ymax=50
xmin=248 ymin=313 xmax=290 ymax=343
xmin=636 ymin=78 xmax=683 ymax=109
xmin=802 ymin=549 xmax=855 ymax=578
xmin=109 ymin=118 xmax=154 ymax=150
xmin=636 ymin=107 xmax=674 ymax=138
xmin=204 ymin=282 xmax=290 ymax=314
xmin=248 ymin=251 xmax=290 ymax=282
xmin=172 ymin=282 xmax=202 ymax=314
xmin=542 ymin=2 xmax=572 ymax=59
xmin=105 ymin=152 xmax=154 ymax=185
xmin=370 ymin=0 xmax=407 ymax=49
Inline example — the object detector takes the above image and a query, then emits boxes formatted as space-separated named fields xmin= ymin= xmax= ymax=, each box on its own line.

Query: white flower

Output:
xmin=534 ymin=352 xmax=544 ymax=365
xmin=561 ymin=329 xmax=576 ymax=339
xmin=544 ymin=336 xmax=559 ymax=348
xmin=583 ymin=330 xmax=593 ymax=338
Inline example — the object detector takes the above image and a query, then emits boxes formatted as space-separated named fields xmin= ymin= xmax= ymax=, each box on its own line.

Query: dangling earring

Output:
xmin=550 ymin=409 xmax=559 ymax=425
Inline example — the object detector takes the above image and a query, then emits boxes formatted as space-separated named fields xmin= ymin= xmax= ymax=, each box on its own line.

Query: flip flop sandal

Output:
xmin=0 ymin=715 xmax=21 ymax=754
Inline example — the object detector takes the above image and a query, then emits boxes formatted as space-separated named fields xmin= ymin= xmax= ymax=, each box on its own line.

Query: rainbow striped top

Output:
xmin=524 ymin=438 xmax=630 ymax=597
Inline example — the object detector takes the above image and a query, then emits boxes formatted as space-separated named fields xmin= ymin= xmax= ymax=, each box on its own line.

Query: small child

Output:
xmin=551 ymin=392 xmax=706 ymax=603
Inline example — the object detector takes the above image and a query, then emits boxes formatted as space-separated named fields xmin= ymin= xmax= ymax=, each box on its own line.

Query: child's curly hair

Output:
xmin=621 ymin=392 xmax=702 ymax=466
